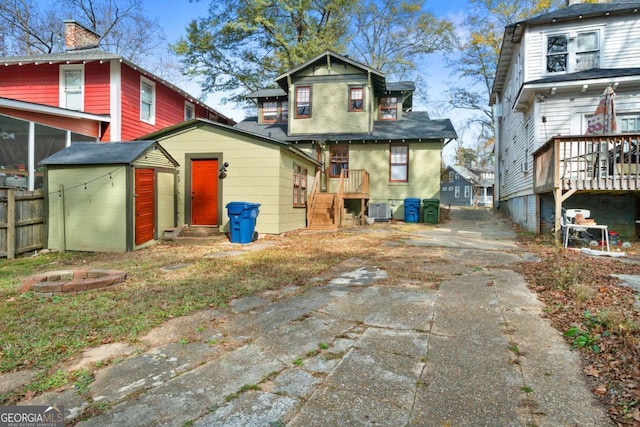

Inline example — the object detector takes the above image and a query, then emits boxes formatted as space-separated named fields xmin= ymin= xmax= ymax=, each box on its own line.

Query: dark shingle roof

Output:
xmin=1 ymin=48 xmax=121 ymax=65
xmin=524 ymin=2 xmax=640 ymax=25
xmin=386 ymin=82 xmax=416 ymax=92
xmin=245 ymin=88 xmax=288 ymax=99
xmin=234 ymin=111 xmax=457 ymax=142
xmin=39 ymin=141 xmax=177 ymax=166
xmin=525 ymin=67 xmax=640 ymax=85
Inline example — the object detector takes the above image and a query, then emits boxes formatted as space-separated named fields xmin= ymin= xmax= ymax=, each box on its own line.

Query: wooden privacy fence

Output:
xmin=0 ymin=189 xmax=45 ymax=259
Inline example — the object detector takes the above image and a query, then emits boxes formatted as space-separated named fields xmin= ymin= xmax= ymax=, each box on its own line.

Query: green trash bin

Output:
xmin=423 ymin=199 xmax=440 ymax=224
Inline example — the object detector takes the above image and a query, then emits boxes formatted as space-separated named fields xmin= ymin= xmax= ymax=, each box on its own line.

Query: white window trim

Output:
xmin=140 ymin=76 xmax=156 ymax=125
xmin=543 ymin=26 xmax=603 ymax=76
xmin=184 ymin=101 xmax=195 ymax=121
xmin=59 ymin=64 xmax=84 ymax=110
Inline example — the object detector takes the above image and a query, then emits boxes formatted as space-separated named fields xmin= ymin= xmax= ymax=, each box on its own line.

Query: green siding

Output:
xmin=156 ymin=126 xmax=317 ymax=235
xmin=47 ymin=166 xmax=129 ymax=252
xmin=288 ymin=63 xmax=371 ymax=135
xmin=306 ymin=141 xmax=442 ymax=219
xmin=156 ymin=172 xmax=176 ymax=234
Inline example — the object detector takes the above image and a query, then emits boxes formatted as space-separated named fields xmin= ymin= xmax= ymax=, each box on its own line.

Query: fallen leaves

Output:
xmin=516 ymin=237 xmax=640 ymax=426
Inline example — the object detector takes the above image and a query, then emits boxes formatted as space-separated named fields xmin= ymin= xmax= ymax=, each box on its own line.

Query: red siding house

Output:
xmin=0 ymin=20 xmax=233 ymax=190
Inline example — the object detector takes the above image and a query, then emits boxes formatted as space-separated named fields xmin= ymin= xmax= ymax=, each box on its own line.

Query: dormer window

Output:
xmin=260 ymin=100 xmax=288 ymax=123
xmin=263 ymin=101 xmax=278 ymax=123
xmin=380 ymin=97 xmax=397 ymax=120
xmin=349 ymin=87 xmax=364 ymax=112
xmin=546 ymin=30 xmax=600 ymax=73
xmin=295 ymin=86 xmax=311 ymax=118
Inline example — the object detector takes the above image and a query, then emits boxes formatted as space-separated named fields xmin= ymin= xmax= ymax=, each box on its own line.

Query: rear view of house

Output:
xmin=236 ymin=51 xmax=458 ymax=228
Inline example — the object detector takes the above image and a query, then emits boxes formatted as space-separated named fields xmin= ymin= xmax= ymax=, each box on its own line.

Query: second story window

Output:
xmin=330 ymin=145 xmax=348 ymax=178
xmin=349 ymin=87 xmax=364 ymax=112
xmin=140 ymin=77 xmax=156 ymax=124
xmin=295 ymin=86 xmax=311 ymax=118
xmin=184 ymin=101 xmax=194 ymax=120
xmin=60 ymin=65 xmax=84 ymax=111
xmin=262 ymin=101 xmax=278 ymax=123
xmin=546 ymin=30 xmax=599 ymax=73
xmin=380 ymin=97 xmax=397 ymax=120
xmin=620 ymin=114 xmax=640 ymax=133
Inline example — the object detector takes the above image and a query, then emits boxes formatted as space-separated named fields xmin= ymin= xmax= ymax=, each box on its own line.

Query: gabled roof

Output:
xmin=1 ymin=48 xmax=235 ymax=125
xmin=139 ymin=118 xmax=321 ymax=166
xmin=491 ymin=2 xmax=640 ymax=103
xmin=39 ymin=141 xmax=178 ymax=166
xmin=274 ymin=50 xmax=388 ymax=94
xmin=448 ymin=165 xmax=494 ymax=187
xmin=235 ymin=111 xmax=457 ymax=143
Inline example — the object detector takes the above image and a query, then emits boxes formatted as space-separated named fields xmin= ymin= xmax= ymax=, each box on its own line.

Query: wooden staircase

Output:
xmin=307 ymin=169 xmax=369 ymax=230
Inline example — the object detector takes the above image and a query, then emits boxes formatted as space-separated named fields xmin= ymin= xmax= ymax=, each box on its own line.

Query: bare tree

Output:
xmin=0 ymin=0 xmax=166 ymax=65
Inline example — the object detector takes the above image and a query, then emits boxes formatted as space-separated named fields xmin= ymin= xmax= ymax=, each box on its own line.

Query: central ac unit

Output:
xmin=368 ymin=203 xmax=389 ymax=222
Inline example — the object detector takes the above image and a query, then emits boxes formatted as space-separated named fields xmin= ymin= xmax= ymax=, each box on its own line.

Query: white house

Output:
xmin=491 ymin=1 xmax=640 ymax=240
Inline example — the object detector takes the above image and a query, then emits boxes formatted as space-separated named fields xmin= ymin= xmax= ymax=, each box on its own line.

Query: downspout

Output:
xmin=492 ymin=93 xmax=501 ymax=209
xmin=368 ymin=71 xmax=373 ymax=133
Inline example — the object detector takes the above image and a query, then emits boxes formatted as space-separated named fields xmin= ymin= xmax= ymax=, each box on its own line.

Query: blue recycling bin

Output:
xmin=226 ymin=202 xmax=260 ymax=244
xmin=404 ymin=198 xmax=421 ymax=223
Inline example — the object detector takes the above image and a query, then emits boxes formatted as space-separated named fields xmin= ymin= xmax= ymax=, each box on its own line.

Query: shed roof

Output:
xmin=39 ymin=141 xmax=178 ymax=166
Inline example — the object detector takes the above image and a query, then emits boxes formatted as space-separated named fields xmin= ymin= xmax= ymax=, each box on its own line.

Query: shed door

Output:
xmin=135 ymin=169 xmax=155 ymax=245
xmin=191 ymin=159 xmax=219 ymax=225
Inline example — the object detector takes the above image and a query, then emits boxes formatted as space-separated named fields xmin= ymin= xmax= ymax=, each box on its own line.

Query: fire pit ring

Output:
xmin=16 ymin=269 xmax=127 ymax=297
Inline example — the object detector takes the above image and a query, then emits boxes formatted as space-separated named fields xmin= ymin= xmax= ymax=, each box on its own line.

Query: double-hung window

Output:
xmin=60 ymin=65 xmax=84 ymax=111
xmin=262 ymin=101 xmax=278 ymax=123
xmin=390 ymin=145 xmax=408 ymax=182
xmin=140 ymin=77 xmax=156 ymax=124
xmin=295 ymin=86 xmax=311 ymax=118
xmin=620 ymin=114 xmax=640 ymax=133
xmin=380 ymin=97 xmax=397 ymax=120
xmin=293 ymin=164 xmax=307 ymax=207
xmin=349 ymin=87 xmax=364 ymax=112
xmin=330 ymin=145 xmax=348 ymax=178
xmin=184 ymin=101 xmax=194 ymax=120
xmin=546 ymin=30 xmax=600 ymax=73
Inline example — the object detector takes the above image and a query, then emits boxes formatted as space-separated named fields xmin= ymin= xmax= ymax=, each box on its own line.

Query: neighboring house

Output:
xmin=236 ymin=51 xmax=457 ymax=228
xmin=440 ymin=165 xmax=494 ymax=208
xmin=141 ymin=119 xmax=320 ymax=236
xmin=0 ymin=20 xmax=233 ymax=191
xmin=490 ymin=1 xmax=640 ymax=239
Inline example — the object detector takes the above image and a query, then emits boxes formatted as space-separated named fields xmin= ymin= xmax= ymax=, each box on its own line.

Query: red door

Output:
xmin=191 ymin=159 xmax=219 ymax=225
xmin=135 ymin=169 xmax=155 ymax=245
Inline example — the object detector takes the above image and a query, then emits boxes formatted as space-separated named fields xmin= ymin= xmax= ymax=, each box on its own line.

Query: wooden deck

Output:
xmin=534 ymin=134 xmax=640 ymax=193
xmin=307 ymin=169 xmax=370 ymax=230
xmin=533 ymin=133 xmax=640 ymax=235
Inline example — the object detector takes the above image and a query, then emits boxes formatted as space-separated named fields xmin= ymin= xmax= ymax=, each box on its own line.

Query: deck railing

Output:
xmin=339 ymin=169 xmax=370 ymax=196
xmin=533 ymin=134 xmax=640 ymax=193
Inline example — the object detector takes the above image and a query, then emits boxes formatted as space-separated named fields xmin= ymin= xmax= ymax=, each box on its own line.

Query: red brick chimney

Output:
xmin=64 ymin=20 xmax=100 ymax=51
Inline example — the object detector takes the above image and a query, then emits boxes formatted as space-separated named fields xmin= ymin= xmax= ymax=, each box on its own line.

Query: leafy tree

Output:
xmin=172 ymin=0 xmax=355 ymax=104
xmin=348 ymin=0 xmax=456 ymax=80
xmin=173 ymin=0 xmax=456 ymax=105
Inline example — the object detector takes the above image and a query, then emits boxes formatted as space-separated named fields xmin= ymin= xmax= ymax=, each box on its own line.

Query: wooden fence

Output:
xmin=0 ymin=189 xmax=45 ymax=259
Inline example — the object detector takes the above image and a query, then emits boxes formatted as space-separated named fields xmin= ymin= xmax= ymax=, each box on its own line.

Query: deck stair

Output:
xmin=306 ymin=169 xmax=369 ymax=230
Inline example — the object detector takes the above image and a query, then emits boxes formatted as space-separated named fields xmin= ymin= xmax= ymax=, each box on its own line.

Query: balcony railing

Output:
xmin=533 ymin=134 xmax=640 ymax=193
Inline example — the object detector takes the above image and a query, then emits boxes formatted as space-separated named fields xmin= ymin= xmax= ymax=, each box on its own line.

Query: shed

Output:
xmin=40 ymin=141 xmax=178 ymax=252
xmin=141 ymin=119 xmax=321 ymax=236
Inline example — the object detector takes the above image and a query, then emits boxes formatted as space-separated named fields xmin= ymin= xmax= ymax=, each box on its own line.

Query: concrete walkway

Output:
xmin=27 ymin=209 xmax=612 ymax=426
